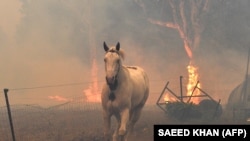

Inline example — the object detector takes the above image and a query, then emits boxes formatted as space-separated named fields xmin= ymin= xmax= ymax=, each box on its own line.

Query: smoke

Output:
xmin=0 ymin=0 xmax=249 ymax=106
xmin=0 ymin=0 xmax=22 ymax=38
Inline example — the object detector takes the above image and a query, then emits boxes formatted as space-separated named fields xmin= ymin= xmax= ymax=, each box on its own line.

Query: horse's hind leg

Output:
xmin=128 ymin=105 xmax=144 ymax=137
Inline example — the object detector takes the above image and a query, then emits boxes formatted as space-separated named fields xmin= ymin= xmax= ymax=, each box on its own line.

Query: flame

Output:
xmin=83 ymin=58 xmax=101 ymax=102
xmin=164 ymin=93 xmax=177 ymax=103
xmin=186 ymin=61 xmax=201 ymax=104
xmin=148 ymin=18 xmax=201 ymax=104
xmin=184 ymin=40 xmax=200 ymax=104
xmin=48 ymin=95 xmax=72 ymax=102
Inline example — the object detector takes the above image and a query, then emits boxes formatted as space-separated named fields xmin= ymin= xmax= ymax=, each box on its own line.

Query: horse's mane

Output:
xmin=118 ymin=49 xmax=125 ymax=60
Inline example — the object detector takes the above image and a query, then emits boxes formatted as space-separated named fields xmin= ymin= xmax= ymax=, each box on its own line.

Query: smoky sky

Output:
xmin=0 ymin=0 xmax=250 ymax=106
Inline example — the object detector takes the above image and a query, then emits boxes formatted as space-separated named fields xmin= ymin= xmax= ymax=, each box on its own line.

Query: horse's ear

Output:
xmin=116 ymin=42 xmax=120 ymax=51
xmin=104 ymin=42 xmax=109 ymax=52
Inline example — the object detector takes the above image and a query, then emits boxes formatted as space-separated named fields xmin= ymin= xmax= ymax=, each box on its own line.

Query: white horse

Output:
xmin=101 ymin=42 xmax=149 ymax=141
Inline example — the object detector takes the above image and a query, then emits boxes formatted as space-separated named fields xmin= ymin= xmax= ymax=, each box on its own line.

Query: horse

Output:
xmin=101 ymin=42 xmax=149 ymax=141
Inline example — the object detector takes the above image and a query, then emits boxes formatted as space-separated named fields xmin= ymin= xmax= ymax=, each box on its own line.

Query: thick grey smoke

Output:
xmin=0 ymin=0 xmax=249 ymax=106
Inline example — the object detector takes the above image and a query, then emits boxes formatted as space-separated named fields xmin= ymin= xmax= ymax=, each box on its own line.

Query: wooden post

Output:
xmin=180 ymin=76 xmax=183 ymax=102
xmin=240 ymin=47 xmax=250 ymax=110
xmin=4 ymin=89 xmax=16 ymax=141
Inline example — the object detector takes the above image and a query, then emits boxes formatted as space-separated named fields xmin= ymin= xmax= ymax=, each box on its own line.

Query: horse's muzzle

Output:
xmin=106 ymin=76 xmax=115 ymax=85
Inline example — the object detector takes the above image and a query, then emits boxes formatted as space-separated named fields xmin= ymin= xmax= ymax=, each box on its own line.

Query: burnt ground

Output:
xmin=1 ymin=104 xmax=249 ymax=141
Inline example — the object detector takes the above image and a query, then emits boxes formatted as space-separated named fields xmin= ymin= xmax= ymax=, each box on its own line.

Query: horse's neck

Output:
xmin=117 ymin=65 xmax=128 ymax=83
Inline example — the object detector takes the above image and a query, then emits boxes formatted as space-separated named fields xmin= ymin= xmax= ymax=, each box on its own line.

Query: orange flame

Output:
xmin=186 ymin=61 xmax=201 ymax=104
xmin=184 ymin=40 xmax=200 ymax=104
xmin=164 ymin=93 xmax=177 ymax=103
xmin=48 ymin=95 xmax=72 ymax=102
xmin=149 ymin=18 xmax=201 ymax=104
xmin=83 ymin=58 xmax=101 ymax=102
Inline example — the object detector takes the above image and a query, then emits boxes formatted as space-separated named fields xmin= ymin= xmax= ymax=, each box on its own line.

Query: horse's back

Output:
xmin=126 ymin=65 xmax=148 ymax=81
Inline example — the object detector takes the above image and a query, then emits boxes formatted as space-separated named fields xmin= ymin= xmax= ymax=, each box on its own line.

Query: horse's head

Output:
xmin=103 ymin=42 xmax=124 ymax=89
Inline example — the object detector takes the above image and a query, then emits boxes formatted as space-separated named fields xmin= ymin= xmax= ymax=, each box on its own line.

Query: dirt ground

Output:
xmin=3 ymin=103 xmax=249 ymax=141
xmin=68 ymin=104 xmax=249 ymax=141
xmin=67 ymin=105 xmax=168 ymax=141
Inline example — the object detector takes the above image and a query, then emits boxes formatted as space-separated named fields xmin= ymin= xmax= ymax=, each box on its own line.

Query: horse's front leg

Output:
xmin=112 ymin=114 xmax=121 ymax=141
xmin=103 ymin=111 xmax=112 ymax=141
xmin=119 ymin=108 xmax=129 ymax=136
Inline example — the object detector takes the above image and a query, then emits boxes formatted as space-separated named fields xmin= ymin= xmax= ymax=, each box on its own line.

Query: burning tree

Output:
xmin=136 ymin=0 xmax=211 ymax=104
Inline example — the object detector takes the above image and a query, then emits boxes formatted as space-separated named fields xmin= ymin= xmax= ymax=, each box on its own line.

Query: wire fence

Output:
xmin=0 ymin=100 xmax=102 ymax=141
xmin=0 ymin=78 xmax=236 ymax=141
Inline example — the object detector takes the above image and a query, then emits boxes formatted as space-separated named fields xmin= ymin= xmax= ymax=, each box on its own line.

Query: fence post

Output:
xmin=4 ymin=88 xmax=16 ymax=141
xmin=180 ymin=76 xmax=183 ymax=102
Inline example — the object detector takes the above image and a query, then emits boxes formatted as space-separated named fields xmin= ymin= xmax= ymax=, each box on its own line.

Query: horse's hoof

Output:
xmin=118 ymin=129 xmax=126 ymax=136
